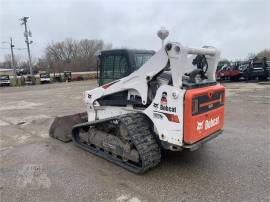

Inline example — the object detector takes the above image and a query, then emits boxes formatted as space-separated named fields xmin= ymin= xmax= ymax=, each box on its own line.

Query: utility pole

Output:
xmin=20 ymin=17 xmax=33 ymax=75
xmin=10 ymin=37 xmax=17 ymax=80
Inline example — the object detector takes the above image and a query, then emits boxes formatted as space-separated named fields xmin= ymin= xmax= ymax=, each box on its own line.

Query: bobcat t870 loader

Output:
xmin=49 ymin=42 xmax=225 ymax=173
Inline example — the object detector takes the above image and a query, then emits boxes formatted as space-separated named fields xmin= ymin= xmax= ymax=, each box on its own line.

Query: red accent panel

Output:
xmin=163 ymin=113 xmax=180 ymax=123
xmin=101 ymin=80 xmax=119 ymax=89
xmin=184 ymin=85 xmax=225 ymax=144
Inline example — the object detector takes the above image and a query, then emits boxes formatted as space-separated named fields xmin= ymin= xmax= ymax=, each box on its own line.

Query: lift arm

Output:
xmin=85 ymin=42 xmax=220 ymax=108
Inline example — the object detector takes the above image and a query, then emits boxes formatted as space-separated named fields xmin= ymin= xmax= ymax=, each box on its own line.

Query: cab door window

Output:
xmin=101 ymin=55 xmax=128 ymax=79
xmin=113 ymin=55 xmax=128 ymax=78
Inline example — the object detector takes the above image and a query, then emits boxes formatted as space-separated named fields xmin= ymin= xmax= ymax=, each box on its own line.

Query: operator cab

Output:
xmin=97 ymin=49 xmax=155 ymax=106
xmin=98 ymin=49 xmax=155 ymax=86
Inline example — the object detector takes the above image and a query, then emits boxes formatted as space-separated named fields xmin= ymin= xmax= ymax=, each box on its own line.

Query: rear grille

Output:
xmin=192 ymin=91 xmax=224 ymax=115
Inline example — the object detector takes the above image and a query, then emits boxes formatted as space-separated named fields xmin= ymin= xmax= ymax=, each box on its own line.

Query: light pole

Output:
xmin=157 ymin=27 xmax=169 ymax=48
xmin=10 ymin=38 xmax=16 ymax=76
xmin=19 ymin=17 xmax=33 ymax=75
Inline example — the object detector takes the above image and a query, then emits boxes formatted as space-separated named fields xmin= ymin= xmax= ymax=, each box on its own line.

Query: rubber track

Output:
xmin=72 ymin=113 xmax=161 ymax=173
xmin=119 ymin=113 xmax=161 ymax=173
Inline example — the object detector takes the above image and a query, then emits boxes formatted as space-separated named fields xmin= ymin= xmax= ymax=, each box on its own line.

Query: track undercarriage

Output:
xmin=72 ymin=113 xmax=161 ymax=173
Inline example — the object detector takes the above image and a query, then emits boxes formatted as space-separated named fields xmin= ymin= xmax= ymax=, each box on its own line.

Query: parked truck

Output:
xmin=243 ymin=57 xmax=269 ymax=81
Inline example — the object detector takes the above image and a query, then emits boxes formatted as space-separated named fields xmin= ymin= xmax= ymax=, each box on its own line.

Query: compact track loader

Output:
xmin=49 ymin=42 xmax=225 ymax=173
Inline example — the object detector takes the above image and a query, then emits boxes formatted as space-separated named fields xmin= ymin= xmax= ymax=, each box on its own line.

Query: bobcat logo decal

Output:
xmin=196 ymin=116 xmax=220 ymax=132
xmin=197 ymin=121 xmax=204 ymax=131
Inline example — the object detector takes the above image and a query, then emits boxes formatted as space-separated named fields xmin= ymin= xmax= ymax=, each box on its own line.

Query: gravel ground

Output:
xmin=0 ymin=80 xmax=269 ymax=202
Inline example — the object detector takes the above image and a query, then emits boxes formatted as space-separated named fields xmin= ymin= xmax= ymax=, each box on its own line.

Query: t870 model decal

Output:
xmin=153 ymin=112 xmax=163 ymax=120
xmin=153 ymin=111 xmax=179 ymax=123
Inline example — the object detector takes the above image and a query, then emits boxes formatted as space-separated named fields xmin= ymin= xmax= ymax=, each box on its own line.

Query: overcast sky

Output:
xmin=0 ymin=0 xmax=269 ymax=62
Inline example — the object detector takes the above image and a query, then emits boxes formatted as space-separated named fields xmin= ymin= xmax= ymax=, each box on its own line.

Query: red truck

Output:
xmin=216 ymin=65 xmax=242 ymax=81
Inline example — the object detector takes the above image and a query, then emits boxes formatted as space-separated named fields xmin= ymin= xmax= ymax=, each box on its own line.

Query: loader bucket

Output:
xmin=49 ymin=112 xmax=88 ymax=142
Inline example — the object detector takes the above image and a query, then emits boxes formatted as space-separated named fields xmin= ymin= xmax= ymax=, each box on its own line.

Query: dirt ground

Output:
xmin=0 ymin=81 xmax=269 ymax=202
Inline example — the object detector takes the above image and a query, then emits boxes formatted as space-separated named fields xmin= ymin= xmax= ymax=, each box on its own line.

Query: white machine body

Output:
xmin=84 ymin=42 xmax=221 ymax=147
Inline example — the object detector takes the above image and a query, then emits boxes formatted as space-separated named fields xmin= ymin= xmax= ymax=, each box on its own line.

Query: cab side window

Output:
xmin=113 ymin=55 xmax=128 ymax=78
xmin=102 ymin=55 xmax=114 ymax=78
xmin=100 ymin=55 xmax=128 ymax=84
xmin=135 ymin=54 xmax=152 ymax=69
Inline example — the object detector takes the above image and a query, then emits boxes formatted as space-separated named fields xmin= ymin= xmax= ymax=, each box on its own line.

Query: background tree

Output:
xmin=247 ymin=52 xmax=256 ymax=60
xmin=256 ymin=49 xmax=270 ymax=60
xmin=0 ymin=54 xmax=23 ymax=69
xmin=39 ymin=38 xmax=111 ymax=73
